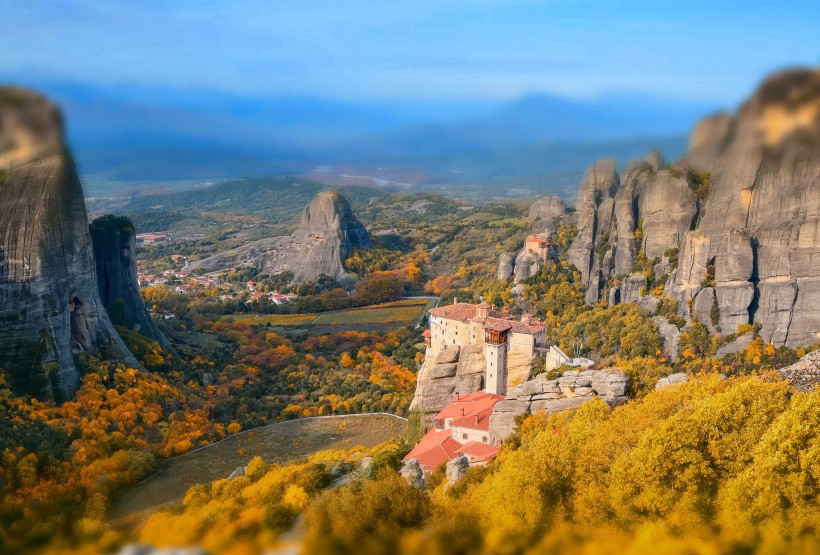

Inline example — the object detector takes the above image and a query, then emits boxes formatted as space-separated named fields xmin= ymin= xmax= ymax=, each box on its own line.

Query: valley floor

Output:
xmin=108 ymin=413 xmax=407 ymax=528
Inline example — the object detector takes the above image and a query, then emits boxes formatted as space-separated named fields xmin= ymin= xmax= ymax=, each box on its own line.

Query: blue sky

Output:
xmin=2 ymin=0 xmax=818 ymax=104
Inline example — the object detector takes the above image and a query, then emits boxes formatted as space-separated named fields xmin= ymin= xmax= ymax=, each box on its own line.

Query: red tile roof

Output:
xmin=435 ymin=391 xmax=504 ymax=421
xmin=428 ymin=302 xmax=507 ymax=323
xmin=450 ymin=406 xmax=494 ymax=431
xmin=422 ymin=329 xmax=431 ymax=338
xmin=429 ymin=302 xmax=545 ymax=335
xmin=526 ymin=235 xmax=550 ymax=246
xmin=457 ymin=441 xmax=501 ymax=462
xmin=402 ymin=429 xmax=463 ymax=472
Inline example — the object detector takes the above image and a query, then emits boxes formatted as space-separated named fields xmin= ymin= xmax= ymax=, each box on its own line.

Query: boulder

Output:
xmin=400 ymin=459 xmax=425 ymax=488
xmin=655 ymin=372 xmax=689 ymax=390
xmin=445 ymin=456 xmax=470 ymax=486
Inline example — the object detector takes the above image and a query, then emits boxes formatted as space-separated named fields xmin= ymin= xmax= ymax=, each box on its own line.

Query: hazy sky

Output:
xmin=3 ymin=0 xmax=819 ymax=103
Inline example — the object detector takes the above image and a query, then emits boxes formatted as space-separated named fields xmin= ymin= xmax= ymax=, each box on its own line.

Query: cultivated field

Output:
xmin=109 ymin=414 xmax=407 ymax=527
xmin=222 ymin=298 xmax=434 ymax=327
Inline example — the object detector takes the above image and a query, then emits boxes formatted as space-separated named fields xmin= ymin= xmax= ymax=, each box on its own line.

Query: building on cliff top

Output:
xmin=427 ymin=300 xmax=547 ymax=396
xmin=403 ymin=391 xmax=504 ymax=472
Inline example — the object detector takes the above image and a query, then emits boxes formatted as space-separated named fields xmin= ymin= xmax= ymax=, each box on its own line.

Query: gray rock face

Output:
xmin=400 ymin=459 xmax=425 ymax=488
xmin=513 ymin=250 xmax=541 ymax=282
xmin=90 ymin=216 xmax=169 ymax=348
xmin=186 ymin=191 xmax=371 ymax=283
xmin=670 ymin=69 xmax=820 ymax=346
xmin=489 ymin=369 xmax=629 ymax=442
xmin=779 ymin=349 xmax=820 ymax=392
xmin=0 ymin=88 xmax=138 ymax=401
xmin=497 ymin=252 xmax=514 ymax=280
xmin=569 ymin=159 xmax=619 ymax=302
xmin=715 ymin=332 xmax=756 ymax=357
xmin=655 ymin=372 xmax=688 ymax=390
xmin=692 ymin=287 xmax=717 ymax=331
xmin=528 ymin=195 xmax=568 ymax=232
xmin=412 ymin=345 xmax=494 ymax=420
xmin=654 ymin=316 xmax=681 ymax=359
xmin=621 ymin=273 xmax=647 ymax=303
xmin=570 ymin=156 xmax=697 ymax=306
xmin=445 ymin=456 xmax=470 ymax=486
xmin=567 ymin=69 xmax=820 ymax=348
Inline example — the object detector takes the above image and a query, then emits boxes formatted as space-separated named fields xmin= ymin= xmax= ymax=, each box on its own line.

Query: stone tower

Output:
xmin=483 ymin=323 xmax=509 ymax=395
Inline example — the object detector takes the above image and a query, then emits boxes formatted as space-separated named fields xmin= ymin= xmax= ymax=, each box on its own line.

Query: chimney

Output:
xmin=461 ymin=407 xmax=465 ymax=416
xmin=474 ymin=414 xmax=480 ymax=425
xmin=454 ymin=297 xmax=458 ymax=305
xmin=521 ymin=313 xmax=531 ymax=324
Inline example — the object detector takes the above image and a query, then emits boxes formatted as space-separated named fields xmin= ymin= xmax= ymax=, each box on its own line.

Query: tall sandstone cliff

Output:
xmin=0 ymin=88 xmax=138 ymax=401
xmin=186 ymin=191 xmax=371 ymax=283
xmin=569 ymin=68 xmax=820 ymax=347
xmin=90 ymin=215 xmax=169 ymax=349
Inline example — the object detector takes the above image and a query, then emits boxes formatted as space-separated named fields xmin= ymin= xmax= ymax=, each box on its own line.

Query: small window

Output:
xmin=490 ymin=362 xmax=493 ymax=366
xmin=482 ymin=436 xmax=488 ymax=443
xmin=463 ymin=434 xmax=468 ymax=440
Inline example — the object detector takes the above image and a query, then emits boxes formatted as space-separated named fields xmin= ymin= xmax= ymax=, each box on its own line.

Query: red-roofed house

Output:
xmin=404 ymin=392 xmax=505 ymax=472
xmin=525 ymin=235 xmax=550 ymax=259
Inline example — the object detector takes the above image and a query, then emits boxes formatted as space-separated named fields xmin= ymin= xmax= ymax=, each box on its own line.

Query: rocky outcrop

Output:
xmin=570 ymin=69 xmax=820 ymax=348
xmin=569 ymin=159 xmax=619 ymax=304
xmin=186 ymin=191 xmax=371 ymax=283
xmin=445 ymin=456 xmax=470 ymax=487
xmin=488 ymin=369 xmax=629 ymax=442
xmin=654 ymin=317 xmax=682 ymax=359
xmin=0 ymin=88 xmax=137 ymax=401
xmin=779 ymin=348 xmax=820 ymax=392
xmin=497 ymin=252 xmax=514 ymax=280
xmin=528 ymin=195 xmax=568 ymax=233
xmin=90 ymin=216 xmax=169 ymax=348
xmin=655 ymin=372 xmax=688 ymax=390
xmin=400 ymin=459 xmax=425 ymax=488
xmin=671 ymin=69 xmax=820 ymax=346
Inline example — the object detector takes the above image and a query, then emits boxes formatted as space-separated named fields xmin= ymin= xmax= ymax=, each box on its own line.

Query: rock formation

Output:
xmin=186 ymin=191 xmax=371 ymax=283
xmin=570 ymin=68 xmax=820 ymax=348
xmin=528 ymin=195 xmax=568 ymax=233
xmin=488 ymin=369 xmax=629 ymax=442
xmin=90 ymin=215 xmax=169 ymax=348
xmin=779 ymin=348 xmax=820 ymax=392
xmin=0 ymin=88 xmax=137 ymax=401
xmin=497 ymin=252 xmax=514 ymax=280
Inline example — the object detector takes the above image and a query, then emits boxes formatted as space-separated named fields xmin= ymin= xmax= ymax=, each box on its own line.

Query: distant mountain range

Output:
xmin=2 ymin=77 xmax=719 ymax=197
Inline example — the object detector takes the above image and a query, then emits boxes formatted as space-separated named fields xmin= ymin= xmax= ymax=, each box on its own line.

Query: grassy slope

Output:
xmin=221 ymin=299 xmax=431 ymax=327
xmin=109 ymin=414 xmax=406 ymax=527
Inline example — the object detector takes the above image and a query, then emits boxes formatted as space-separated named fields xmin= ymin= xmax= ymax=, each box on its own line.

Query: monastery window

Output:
xmin=483 ymin=436 xmax=488 ymax=443
xmin=463 ymin=433 xmax=468 ymax=440
xmin=453 ymin=339 xmax=456 ymax=345
xmin=490 ymin=362 xmax=493 ymax=366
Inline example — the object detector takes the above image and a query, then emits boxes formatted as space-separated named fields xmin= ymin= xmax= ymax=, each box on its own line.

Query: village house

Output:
xmin=524 ymin=235 xmax=550 ymax=260
xmin=402 ymin=391 xmax=504 ymax=472
xmin=427 ymin=300 xmax=547 ymax=396
xmin=136 ymin=233 xmax=168 ymax=244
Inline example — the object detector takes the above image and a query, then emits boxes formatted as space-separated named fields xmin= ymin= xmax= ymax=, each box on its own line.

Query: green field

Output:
xmin=222 ymin=298 xmax=434 ymax=327
xmin=109 ymin=414 xmax=407 ymax=528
